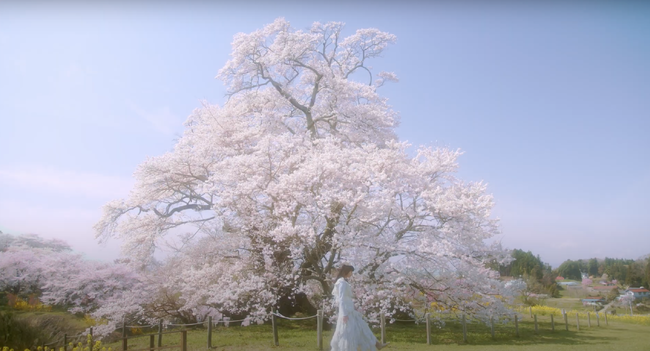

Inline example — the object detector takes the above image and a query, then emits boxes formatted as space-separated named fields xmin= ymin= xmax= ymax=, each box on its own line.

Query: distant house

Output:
xmin=623 ymin=287 xmax=650 ymax=300
xmin=581 ymin=296 xmax=606 ymax=305
xmin=558 ymin=281 xmax=579 ymax=286
xmin=556 ymin=276 xmax=565 ymax=281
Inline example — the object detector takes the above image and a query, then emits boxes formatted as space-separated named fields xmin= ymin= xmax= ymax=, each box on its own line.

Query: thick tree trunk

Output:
xmin=276 ymin=291 xmax=333 ymax=330
xmin=276 ymin=291 xmax=317 ymax=317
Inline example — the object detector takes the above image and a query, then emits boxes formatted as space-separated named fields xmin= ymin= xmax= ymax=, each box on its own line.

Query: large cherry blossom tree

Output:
xmin=95 ymin=18 xmax=517 ymax=326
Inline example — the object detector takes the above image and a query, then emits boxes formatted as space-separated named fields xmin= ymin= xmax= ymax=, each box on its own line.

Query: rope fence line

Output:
xmin=36 ymin=308 xmax=643 ymax=351
xmin=268 ymin=310 xmax=324 ymax=348
xmin=272 ymin=312 xmax=318 ymax=320
xmin=392 ymin=317 xmax=428 ymax=323
xmin=43 ymin=338 xmax=66 ymax=347
xmin=166 ymin=322 xmax=205 ymax=327
xmin=40 ymin=330 xmax=93 ymax=350
xmin=208 ymin=310 xmax=592 ymax=349
xmin=213 ymin=317 xmax=250 ymax=323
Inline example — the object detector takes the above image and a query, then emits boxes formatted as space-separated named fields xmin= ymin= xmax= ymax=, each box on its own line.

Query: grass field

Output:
xmin=103 ymin=314 xmax=650 ymax=351
xmin=544 ymin=297 xmax=585 ymax=311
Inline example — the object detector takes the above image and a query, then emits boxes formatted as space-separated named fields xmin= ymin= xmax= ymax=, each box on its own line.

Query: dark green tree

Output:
xmin=557 ymin=260 xmax=582 ymax=280
xmin=645 ymin=258 xmax=650 ymax=288
xmin=588 ymin=258 xmax=599 ymax=277
xmin=623 ymin=263 xmax=645 ymax=286
xmin=500 ymin=249 xmax=545 ymax=279
xmin=498 ymin=249 xmax=559 ymax=298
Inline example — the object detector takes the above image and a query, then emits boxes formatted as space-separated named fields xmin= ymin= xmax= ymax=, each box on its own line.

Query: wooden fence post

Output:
xmin=149 ymin=335 xmax=154 ymax=351
xmin=564 ymin=312 xmax=568 ymax=331
xmin=380 ymin=313 xmax=386 ymax=344
xmin=490 ymin=316 xmax=495 ymax=339
xmin=272 ymin=313 xmax=279 ymax=346
xmin=534 ymin=315 xmax=538 ymax=334
xmin=596 ymin=312 xmax=600 ymax=327
xmin=158 ymin=320 xmax=163 ymax=348
xmin=122 ymin=337 xmax=127 ymax=351
xmin=514 ymin=315 xmax=519 ymax=337
xmin=551 ymin=314 xmax=554 ymax=332
xmin=207 ymin=316 xmax=212 ymax=349
xmin=181 ymin=330 xmax=187 ymax=351
xmin=425 ymin=313 xmax=431 ymax=345
xmin=90 ymin=327 xmax=93 ymax=349
xmin=604 ymin=312 xmax=608 ymax=325
xmin=529 ymin=306 xmax=532 ymax=318
xmin=63 ymin=334 xmax=67 ymax=351
xmin=317 ymin=309 xmax=323 ymax=351
xmin=462 ymin=314 xmax=467 ymax=343
xmin=588 ymin=312 xmax=591 ymax=327
xmin=576 ymin=313 xmax=580 ymax=331
xmin=122 ymin=318 xmax=127 ymax=338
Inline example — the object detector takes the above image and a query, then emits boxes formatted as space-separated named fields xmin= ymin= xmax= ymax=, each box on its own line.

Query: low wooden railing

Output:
xmin=120 ymin=330 xmax=187 ymax=351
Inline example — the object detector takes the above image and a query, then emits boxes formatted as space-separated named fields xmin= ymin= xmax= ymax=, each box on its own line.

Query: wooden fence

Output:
xmin=40 ymin=327 xmax=188 ymax=351
xmin=111 ymin=308 xmax=625 ymax=350
xmin=119 ymin=330 xmax=187 ymax=351
xmin=39 ymin=308 xmax=638 ymax=351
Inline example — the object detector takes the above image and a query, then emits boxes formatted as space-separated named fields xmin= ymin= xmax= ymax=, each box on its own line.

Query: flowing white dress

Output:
xmin=330 ymin=277 xmax=378 ymax=351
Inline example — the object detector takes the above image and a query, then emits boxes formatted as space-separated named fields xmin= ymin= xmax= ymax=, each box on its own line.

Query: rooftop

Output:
xmin=628 ymin=288 xmax=650 ymax=293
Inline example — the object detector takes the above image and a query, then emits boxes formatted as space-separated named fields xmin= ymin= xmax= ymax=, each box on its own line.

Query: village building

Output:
xmin=623 ymin=287 xmax=650 ymax=300
xmin=581 ymin=296 xmax=606 ymax=306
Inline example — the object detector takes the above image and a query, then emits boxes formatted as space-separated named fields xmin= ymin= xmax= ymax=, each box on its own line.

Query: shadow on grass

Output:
xmin=245 ymin=317 xmax=632 ymax=347
xmin=384 ymin=319 xmax=623 ymax=346
xmin=114 ymin=316 xmax=643 ymax=350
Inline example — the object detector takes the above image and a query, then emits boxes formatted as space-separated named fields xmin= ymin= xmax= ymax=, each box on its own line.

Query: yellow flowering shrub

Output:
xmin=8 ymin=296 xmax=52 ymax=312
xmin=517 ymin=305 xmax=650 ymax=325
xmin=1 ymin=344 xmax=109 ymax=351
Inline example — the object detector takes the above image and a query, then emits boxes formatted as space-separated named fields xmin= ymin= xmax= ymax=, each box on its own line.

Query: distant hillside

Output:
xmin=493 ymin=249 xmax=560 ymax=298
xmin=556 ymin=256 xmax=650 ymax=287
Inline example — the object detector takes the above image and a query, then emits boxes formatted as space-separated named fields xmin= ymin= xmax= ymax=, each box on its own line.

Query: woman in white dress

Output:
xmin=330 ymin=265 xmax=389 ymax=351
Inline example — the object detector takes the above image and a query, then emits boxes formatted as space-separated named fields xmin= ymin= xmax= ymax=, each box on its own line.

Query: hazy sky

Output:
xmin=1 ymin=1 xmax=648 ymax=267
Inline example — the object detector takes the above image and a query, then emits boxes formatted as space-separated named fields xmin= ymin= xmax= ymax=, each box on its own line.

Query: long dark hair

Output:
xmin=335 ymin=264 xmax=355 ymax=281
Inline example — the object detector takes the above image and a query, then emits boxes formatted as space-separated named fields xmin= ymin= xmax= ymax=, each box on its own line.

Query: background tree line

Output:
xmin=556 ymin=256 xmax=650 ymax=287
xmin=493 ymin=249 xmax=561 ymax=298
xmin=493 ymin=250 xmax=650 ymax=301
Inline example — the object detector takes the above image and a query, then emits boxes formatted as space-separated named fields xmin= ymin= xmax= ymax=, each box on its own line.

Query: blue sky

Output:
xmin=1 ymin=1 xmax=648 ymax=266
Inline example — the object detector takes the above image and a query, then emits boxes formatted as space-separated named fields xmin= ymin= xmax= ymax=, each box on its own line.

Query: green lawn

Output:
xmin=544 ymin=297 xmax=587 ymax=311
xmin=103 ymin=314 xmax=650 ymax=351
